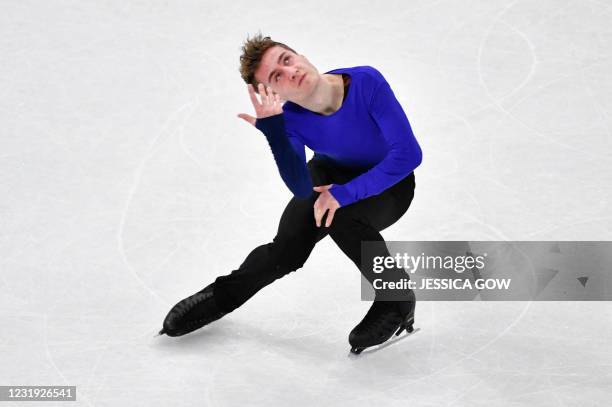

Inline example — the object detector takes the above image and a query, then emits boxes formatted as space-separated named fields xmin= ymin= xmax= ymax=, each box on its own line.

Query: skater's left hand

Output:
xmin=313 ymin=184 xmax=341 ymax=228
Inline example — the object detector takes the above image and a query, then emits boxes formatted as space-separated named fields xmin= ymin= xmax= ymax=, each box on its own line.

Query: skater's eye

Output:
xmin=273 ymin=56 xmax=291 ymax=83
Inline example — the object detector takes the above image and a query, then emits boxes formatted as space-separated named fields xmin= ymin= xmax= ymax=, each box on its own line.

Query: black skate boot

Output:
xmin=159 ymin=283 xmax=227 ymax=337
xmin=348 ymin=290 xmax=416 ymax=354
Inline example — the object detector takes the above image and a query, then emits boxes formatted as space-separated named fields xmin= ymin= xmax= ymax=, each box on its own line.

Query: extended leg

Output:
xmin=213 ymin=193 xmax=328 ymax=312
xmin=159 ymin=159 xmax=331 ymax=336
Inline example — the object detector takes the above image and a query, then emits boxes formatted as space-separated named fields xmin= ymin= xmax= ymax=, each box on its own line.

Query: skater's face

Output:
xmin=254 ymin=45 xmax=319 ymax=103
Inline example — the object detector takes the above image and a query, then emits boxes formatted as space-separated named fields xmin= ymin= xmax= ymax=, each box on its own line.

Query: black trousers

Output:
xmin=213 ymin=158 xmax=416 ymax=313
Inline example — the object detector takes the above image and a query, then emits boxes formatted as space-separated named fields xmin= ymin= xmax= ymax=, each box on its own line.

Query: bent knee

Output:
xmin=271 ymin=234 xmax=315 ymax=271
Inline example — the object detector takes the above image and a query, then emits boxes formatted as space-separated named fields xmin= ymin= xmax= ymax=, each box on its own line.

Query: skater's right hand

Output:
xmin=237 ymin=83 xmax=283 ymax=126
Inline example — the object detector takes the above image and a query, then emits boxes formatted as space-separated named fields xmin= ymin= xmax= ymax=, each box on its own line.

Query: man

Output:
xmin=159 ymin=33 xmax=423 ymax=354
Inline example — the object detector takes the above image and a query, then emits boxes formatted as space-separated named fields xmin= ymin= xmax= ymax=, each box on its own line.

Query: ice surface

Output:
xmin=1 ymin=0 xmax=611 ymax=405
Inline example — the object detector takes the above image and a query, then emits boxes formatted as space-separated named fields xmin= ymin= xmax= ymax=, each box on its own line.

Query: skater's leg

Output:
xmin=325 ymin=169 xmax=416 ymax=297
xmin=318 ymin=166 xmax=417 ymax=352
xmin=160 ymin=159 xmax=332 ymax=336
xmin=212 ymin=159 xmax=332 ymax=313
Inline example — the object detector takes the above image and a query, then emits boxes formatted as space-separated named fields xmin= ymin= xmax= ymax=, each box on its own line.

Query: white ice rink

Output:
xmin=1 ymin=0 xmax=612 ymax=405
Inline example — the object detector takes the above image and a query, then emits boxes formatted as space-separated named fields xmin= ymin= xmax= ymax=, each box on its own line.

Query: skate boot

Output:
xmin=159 ymin=283 xmax=227 ymax=337
xmin=348 ymin=290 xmax=416 ymax=354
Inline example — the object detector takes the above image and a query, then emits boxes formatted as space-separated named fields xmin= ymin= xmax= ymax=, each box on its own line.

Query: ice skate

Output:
xmin=159 ymin=283 xmax=227 ymax=337
xmin=348 ymin=290 xmax=416 ymax=354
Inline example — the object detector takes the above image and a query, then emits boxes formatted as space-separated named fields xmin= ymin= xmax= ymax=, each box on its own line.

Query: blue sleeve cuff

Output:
xmin=329 ymin=184 xmax=354 ymax=207
xmin=255 ymin=113 xmax=284 ymax=134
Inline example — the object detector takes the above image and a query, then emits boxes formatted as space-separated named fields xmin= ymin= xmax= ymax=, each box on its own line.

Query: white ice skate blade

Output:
xmin=347 ymin=327 xmax=421 ymax=357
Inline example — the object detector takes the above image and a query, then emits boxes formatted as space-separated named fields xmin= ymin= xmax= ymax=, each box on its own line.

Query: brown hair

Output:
xmin=239 ymin=32 xmax=297 ymax=93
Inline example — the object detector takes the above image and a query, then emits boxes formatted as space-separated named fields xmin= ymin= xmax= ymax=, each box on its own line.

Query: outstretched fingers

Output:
xmin=244 ymin=82 xmax=282 ymax=119
xmin=258 ymin=83 xmax=268 ymax=105
xmin=247 ymin=83 xmax=261 ymax=108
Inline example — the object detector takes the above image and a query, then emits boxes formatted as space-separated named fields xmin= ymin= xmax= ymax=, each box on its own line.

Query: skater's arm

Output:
xmin=329 ymin=70 xmax=422 ymax=206
xmin=256 ymin=114 xmax=313 ymax=199
xmin=237 ymin=83 xmax=313 ymax=200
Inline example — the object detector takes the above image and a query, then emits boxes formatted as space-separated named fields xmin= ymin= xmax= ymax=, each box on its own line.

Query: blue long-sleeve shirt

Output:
xmin=255 ymin=65 xmax=422 ymax=207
